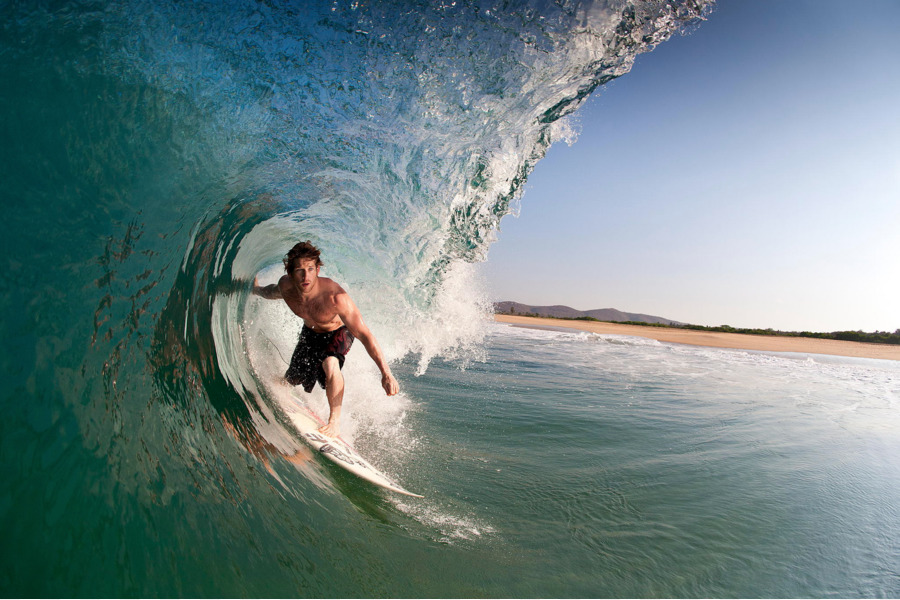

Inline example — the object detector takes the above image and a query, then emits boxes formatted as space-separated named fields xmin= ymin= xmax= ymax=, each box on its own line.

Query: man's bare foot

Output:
xmin=318 ymin=421 xmax=339 ymax=438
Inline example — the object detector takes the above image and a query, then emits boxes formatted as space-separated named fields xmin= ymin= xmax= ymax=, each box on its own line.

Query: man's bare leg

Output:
xmin=319 ymin=356 xmax=344 ymax=437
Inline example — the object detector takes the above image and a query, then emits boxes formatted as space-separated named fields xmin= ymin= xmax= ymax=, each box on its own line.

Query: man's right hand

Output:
xmin=251 ymin=276 xmax=283 ymax=299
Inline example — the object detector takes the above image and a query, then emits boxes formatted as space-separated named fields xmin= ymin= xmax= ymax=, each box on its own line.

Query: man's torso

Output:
xmin=278 ymin=275 xmax=345 ymax=332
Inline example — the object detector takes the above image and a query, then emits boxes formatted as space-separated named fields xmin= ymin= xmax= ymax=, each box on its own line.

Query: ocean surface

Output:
xmin=3 ymin=0 xmax=900 ymax=597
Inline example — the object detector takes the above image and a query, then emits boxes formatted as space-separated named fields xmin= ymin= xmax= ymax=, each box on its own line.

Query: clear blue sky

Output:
xmin=482 ymin=0 xmax=900 ymax=333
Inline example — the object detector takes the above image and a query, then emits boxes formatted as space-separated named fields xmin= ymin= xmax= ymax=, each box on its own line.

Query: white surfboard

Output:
xmin=286 ymin=395 xmax=423 ymax=498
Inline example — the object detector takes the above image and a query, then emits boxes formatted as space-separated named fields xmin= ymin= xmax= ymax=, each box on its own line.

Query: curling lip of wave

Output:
xmin=2 ymin=1 xmax=723 ymax=596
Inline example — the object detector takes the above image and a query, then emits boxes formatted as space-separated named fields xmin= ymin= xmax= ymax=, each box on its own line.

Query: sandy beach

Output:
xmin=495 ymin=315 xmax=900 ymax=362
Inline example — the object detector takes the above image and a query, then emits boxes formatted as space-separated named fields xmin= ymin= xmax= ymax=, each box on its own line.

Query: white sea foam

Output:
xmin=489 ymin=321 xmax=900 ymax=437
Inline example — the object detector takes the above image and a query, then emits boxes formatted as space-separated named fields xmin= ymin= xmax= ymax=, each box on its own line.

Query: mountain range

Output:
xmin=493 ymin=301 xmax=680 ymax=326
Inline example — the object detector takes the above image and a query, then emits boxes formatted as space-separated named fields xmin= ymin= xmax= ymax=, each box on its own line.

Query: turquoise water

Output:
xmin=4 ymin=0 xmax=900 ymax=597
xmin=395 ymin=324 xmax=900 ymax=597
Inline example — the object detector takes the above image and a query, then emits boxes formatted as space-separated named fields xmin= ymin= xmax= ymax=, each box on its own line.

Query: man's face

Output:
xmin=290 ymin=258 xmax=320 ymax=292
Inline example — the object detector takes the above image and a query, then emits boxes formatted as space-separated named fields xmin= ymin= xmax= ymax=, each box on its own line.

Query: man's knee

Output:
xmin=322 ymin=356 xmax=342 ymax=381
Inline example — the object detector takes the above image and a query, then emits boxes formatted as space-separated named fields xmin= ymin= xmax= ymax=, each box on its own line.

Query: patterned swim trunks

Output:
xmin=285 ymin=326 xmax=355 ymax=393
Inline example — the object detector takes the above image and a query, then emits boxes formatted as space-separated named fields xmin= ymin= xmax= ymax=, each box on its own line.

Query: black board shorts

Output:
xmin=285 ymin=326 xmax=355 ymax=393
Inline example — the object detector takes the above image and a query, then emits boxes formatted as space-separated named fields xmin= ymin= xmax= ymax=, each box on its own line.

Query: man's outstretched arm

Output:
xmin=252 ymin=276 xmax=283 ymax=300
xmin=336 ymin=293 xmax=399 ymax=396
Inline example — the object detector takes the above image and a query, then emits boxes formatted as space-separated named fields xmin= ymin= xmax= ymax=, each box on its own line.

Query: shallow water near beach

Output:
xmin=3 ymin=0 xmax=899 ymax=597
xmin=393 ymin=323 xmax=900 ymax=597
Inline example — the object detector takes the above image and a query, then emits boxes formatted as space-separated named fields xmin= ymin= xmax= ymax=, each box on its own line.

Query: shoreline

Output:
xmin=494 ymin=315 xmax=900 ymax=362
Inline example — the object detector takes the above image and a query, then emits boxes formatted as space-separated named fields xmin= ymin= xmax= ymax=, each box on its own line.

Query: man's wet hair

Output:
xmin=284 ymin=240 xmax=323 ymax=273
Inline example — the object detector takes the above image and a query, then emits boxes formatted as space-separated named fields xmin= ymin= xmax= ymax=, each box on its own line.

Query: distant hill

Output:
xmin=494 ymin=301 xmax=681 ymax=326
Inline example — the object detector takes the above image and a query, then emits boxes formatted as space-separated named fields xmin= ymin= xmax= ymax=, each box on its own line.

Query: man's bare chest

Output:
xmin=285 ymin=295 xmax=325 ymax=316
xmin=283 ymin=292 xmax=339 ymax=327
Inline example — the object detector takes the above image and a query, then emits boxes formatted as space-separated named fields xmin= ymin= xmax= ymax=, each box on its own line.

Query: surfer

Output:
xmin=252 ymin=241 xmax=399 ymax=437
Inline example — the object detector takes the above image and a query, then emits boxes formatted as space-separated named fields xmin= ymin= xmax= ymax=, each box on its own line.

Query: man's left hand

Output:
xmin=382 ymin=372 xmax=399 ymax=396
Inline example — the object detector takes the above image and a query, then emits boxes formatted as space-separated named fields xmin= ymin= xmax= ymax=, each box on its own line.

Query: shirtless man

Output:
xmin=252 ymin=241 xmax=399 ymax=437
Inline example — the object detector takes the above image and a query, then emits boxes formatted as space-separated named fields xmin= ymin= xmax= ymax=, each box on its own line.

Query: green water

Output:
xmin=5 ymin=0 xmax=898 ymax=597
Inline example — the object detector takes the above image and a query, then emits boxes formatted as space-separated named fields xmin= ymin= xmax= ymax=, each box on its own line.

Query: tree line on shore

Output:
xmin=498 ymin=308 xmax=900 ymax=346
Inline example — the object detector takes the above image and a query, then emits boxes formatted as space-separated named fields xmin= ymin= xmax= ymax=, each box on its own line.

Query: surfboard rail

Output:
xmin=287 ymin=396 xmax=423 ymax=498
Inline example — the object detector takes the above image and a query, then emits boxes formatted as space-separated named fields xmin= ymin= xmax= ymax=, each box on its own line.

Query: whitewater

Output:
xmin=2 ymin=0 xmax=899 ymax=597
